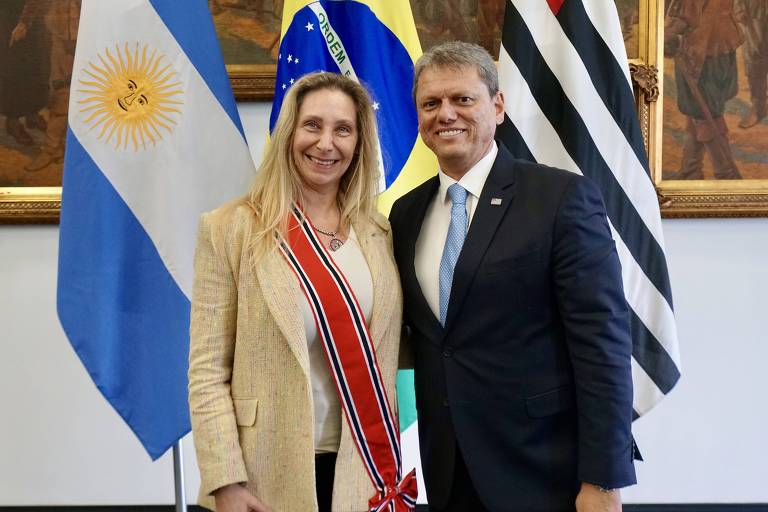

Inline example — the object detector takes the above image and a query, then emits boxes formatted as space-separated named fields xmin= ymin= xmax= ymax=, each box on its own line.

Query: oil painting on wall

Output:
xmin=5 ymin=0 xmax=764 ymax=220
xmin=662 ymin=0 xmax=768 ymax=181
xmin=0 ymin=0 xmax=642 ymax=195
xmin=0 ymin=0 xmax=79 ymax=193
xmin=210 ymin=0 xmax=641 ymax=67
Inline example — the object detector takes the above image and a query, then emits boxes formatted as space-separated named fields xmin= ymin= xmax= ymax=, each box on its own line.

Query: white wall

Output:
xmin=624 ymin=218 xmax=768 ymax=504
xmin=0 ymin=224 xmax=197 ymax=504
xmin=1 ymin=102 xmax=766 ymax=505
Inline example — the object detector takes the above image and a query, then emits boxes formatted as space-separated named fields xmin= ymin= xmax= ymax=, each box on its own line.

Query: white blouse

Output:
xmin=297 ymin=227 xmax=374 ymax=453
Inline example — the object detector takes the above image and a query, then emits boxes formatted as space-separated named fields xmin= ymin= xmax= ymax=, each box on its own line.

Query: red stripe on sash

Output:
xmin=278 ymin=207 xmax=417 ymax=511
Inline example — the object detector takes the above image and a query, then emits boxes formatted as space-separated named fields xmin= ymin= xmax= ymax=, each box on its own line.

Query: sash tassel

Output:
xmin=369 ymin=468 xmax=418 ymax=512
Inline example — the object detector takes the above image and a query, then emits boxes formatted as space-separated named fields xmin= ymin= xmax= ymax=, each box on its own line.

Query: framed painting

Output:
xmin=650 ymin=0 xmax=768 ymax=216
xmin=0 ymin=0 xmax=281 ymax=223
xmin=215 ymin=0 xmax=646 ymax=97
xmin=0 ymin=0 xmax=75 ymax=223
xmin=215 ymin=0 xmax=511 ymax=99
xmin=221 ymin=0 xmax=768 ymax=217
xmin=212 ymin=0 xmax=283 ymax=100
xmin=5 ymin=1 xmax=762 ymax=222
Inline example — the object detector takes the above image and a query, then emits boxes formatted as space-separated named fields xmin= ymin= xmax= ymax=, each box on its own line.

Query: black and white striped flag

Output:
xmin=498 ymin=0 xmax=680 ymax=416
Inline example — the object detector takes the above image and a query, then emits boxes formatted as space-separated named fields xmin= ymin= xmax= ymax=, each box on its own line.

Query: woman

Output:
xmin=189 ymin=72 xmax=413 ymax=512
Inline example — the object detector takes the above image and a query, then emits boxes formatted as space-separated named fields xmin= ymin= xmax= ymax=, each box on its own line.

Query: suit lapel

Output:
xmin=256 ymin=249 xmax=310 ymax=380
xmin=398 ymin=177 xmax=443 ymax=342
xmin=444 ymin=147 xmax=517 ymax=333
xmin=353 ymin=217 xmax=395 ymax=348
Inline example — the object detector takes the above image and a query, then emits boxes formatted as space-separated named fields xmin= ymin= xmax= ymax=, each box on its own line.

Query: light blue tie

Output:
xmin=439 ymin=184 xmax=468 ymax=326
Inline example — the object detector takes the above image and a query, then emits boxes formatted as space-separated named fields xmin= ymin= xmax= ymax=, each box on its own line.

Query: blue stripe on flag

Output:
xmin=148 ymin=0 xmax=244 ymax=138
xmin=57 ymin=130 xmax=191 ymax=460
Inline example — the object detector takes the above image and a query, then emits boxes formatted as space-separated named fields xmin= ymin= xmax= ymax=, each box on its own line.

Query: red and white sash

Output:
xmin=278 ymin=205 xmax=417 ymax=512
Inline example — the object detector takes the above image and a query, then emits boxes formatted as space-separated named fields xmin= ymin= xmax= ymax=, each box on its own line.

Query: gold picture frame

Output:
xmin=648 ymin=0 xmax=768 ymax=217
xmin=1 ymin=2 xmax=281 ymax=224
xmin=5 ymin=0 xmax=765 ymax=223
xmin=228 ymin=64 xmax=277 ymax=101
xmin=0 ymin=187 xmax=60 ymax=223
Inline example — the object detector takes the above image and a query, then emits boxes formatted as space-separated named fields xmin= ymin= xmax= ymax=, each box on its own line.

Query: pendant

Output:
xmin=329 ymin=238 xmax=344 ymax=251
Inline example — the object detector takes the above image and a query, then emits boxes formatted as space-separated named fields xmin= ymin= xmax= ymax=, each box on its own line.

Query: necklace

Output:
xmin=314 ymin=225 xmax=336 ymax=237
xmin=314 ymin=225 xmax=344 ymax=251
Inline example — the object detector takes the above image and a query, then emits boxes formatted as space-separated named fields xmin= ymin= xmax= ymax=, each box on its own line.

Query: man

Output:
xmin=389 ymin=41 xmax=636 ymax=512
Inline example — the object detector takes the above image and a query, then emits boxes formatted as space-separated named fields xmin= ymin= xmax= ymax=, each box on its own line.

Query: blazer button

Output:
xmin=443 ymin=347 xmax=454 ymax=357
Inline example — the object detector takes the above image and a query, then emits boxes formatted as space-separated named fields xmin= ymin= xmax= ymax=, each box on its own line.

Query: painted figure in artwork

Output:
xmin=209 ymin=0 xmax=282 ymax=64
xmin=734 ymin=0 xmax=768 ymax=129
xmin=0 ymin=0 xmax=49 ymax=149
xmin=10 ymin=0 xmax=81 ymax=173
xmin=664 ymin=0 xmax=743 ymax=180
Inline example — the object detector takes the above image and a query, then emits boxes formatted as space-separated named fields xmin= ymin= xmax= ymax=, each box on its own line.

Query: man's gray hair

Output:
xmin=413 ymin=41 xmax=499 ymax=100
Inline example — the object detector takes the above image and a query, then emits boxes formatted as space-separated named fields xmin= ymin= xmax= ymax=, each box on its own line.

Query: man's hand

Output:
xmin=213 ymin=483 xmax=272 ymax=512
xmin=9 ymin=22 xmax=28 ymax=47
xmin=575 ymin=482 xmax=621 ymax=512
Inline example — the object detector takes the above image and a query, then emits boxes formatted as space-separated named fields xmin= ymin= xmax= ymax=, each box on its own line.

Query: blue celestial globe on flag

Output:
xmin=270 ymin=0 xmax=418 ymax=188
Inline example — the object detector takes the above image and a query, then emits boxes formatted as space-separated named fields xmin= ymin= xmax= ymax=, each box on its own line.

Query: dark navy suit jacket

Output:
xmin=389 ymin=144 xmax=636 ymax=512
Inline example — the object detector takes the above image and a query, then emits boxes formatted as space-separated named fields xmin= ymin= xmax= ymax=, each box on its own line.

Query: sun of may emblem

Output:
xmin=78 ymin=43 xmax=183 ymax=151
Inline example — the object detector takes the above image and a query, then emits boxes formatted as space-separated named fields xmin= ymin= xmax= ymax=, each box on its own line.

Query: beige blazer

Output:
xmin=189 ymin=199 xmax=403 ymax=512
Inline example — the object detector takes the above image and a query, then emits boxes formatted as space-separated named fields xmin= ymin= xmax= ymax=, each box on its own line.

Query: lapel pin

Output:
xmin=490 ymin=198 xmax=503 ymax=205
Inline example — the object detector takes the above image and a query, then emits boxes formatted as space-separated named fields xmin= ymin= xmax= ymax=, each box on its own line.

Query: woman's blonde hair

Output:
xmin=245 ymin=72 xmax=380 ymax=262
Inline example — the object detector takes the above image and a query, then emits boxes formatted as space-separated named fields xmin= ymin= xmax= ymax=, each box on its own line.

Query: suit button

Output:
xmin=443 ymin=347 xmax=454 ymax=357
xmin=442 ymin=399 xmax=449 ymax=407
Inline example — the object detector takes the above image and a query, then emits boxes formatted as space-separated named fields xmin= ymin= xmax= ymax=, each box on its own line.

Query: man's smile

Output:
xmin=436 ymin=128 xmax=466 ymax=137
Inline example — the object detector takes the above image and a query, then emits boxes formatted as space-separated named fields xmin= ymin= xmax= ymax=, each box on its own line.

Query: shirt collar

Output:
xmin=437 ymin=141 xmax=498 ymax=204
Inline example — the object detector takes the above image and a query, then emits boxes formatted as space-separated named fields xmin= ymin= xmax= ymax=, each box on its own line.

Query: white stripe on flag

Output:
xmin=609 ymin=223 xmax=681 ymax=367
xmin=498 ymin=50 xmax=574 ymax=170
xmin=400 ymin=423 xmax=426 ymax=503
xmin=580 ymin=0 xmax=633 ymax=86
xmin=498 ymin=49 xmax=680 ymax=368
xmin=308 ymin=1 xmax=359 ymax=80
xmin=513 ymin=2 xmax=666 ymax=250
xmin=632 ymin=358 xmax=665 ymax=416
xmin=70 ymin=0 xmax=253 ymax=298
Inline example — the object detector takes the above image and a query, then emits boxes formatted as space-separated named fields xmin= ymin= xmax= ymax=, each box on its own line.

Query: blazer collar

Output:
xmin=442 ymin=143 xmax=517 ymax=333
xmin=256 ymin=214 xmax=396 ymax=382
xmin=256 ymin=247 xmax=310 ymax=380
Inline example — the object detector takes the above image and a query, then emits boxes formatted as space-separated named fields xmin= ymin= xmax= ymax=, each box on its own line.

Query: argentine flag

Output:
xmin=272 ymin=0 xmax=437 ymax=503
xmin=57 ymin=0 xmax=254 ymax=460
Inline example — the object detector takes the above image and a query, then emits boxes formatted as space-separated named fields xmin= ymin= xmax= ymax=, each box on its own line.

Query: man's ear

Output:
xmin=495 ymin=91 xmax=505 ymax=125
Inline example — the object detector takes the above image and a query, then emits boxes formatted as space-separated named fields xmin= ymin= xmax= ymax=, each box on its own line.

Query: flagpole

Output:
xmin=173 ymin=441 xmax=187 ymax=512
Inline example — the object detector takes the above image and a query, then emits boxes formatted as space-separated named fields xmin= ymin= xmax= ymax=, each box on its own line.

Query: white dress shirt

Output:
xmin=297 ymin=227 xmax=374 ymax=453
xmin=415 ymin=142 xmax=498 ymax=319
